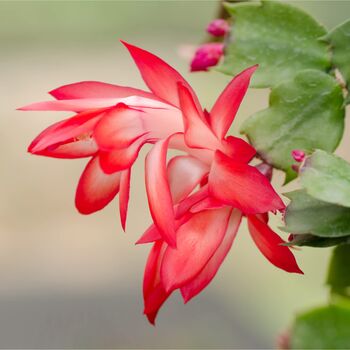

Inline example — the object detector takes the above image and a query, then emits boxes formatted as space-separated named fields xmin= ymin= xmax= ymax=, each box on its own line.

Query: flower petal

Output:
xmin=181 ymin=209 xmax=242 ymax=302
xmin=93 ymin=104 xmax=146 ymax=150
xmin=177 ymin=82 xmax=220 ymax=150
xmin=121 ymin=41 xmax=201 ymax=110
xmin=75 ymin=155 xmax=121 ymax=214
xmin=208 ymin=151 xmax=285 ymax=214
xmin=143 ymin=241 xmax=172 ymax=325
xmin=167 ymin=155 xmax=209 ymax=204
xmin=49 ymin=81 xmax=157 ymax=100
xmin=35 ymin=138 xmax=98 ymax=159
xmin=98 ymin=135 xmax=148 ymax=174
xmin=119 ymin=168 xmax=131 ymax=231
xmin=210 ymin=65 xmax=257 ymax=139
xmin=223 ymin=136 xmax=256 ymax=163
xmin=160 ymin=207 xmax=231 ymax=292
xmin=247 ymin=214 xmax=303 ymax=274
xmin=145 ymin=137 xmax=176 ymax=247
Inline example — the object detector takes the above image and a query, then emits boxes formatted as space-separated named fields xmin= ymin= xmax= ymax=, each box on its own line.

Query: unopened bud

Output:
xmin=206 ymin=19 xmax=230 ymax=37
xmin=291 ymin=149 xmax=305 ymax=163
xmin=190 ymin=43 xmax=224 ymax=72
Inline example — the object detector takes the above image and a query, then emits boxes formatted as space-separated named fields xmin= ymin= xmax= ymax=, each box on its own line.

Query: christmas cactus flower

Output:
xmin=20 ymin=41 xmax=302 ymax=325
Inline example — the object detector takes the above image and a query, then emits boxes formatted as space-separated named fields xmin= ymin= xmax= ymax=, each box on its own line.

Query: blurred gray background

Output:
xmin=1 ymin=0 xmax=350 ymax=348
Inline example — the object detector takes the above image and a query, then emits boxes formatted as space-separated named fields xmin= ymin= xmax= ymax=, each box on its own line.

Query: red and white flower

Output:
xmin=20 ymin=41 xmax=302 ymax=325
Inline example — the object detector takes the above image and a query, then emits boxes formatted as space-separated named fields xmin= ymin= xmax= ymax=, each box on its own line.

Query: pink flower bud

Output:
xmin=206 ymin=19 xmax=230 ymax=37
xmin=190 ymin=43 xmax=224 ymax=72
xmin=291 ymin=149 xmax=305 ymax=163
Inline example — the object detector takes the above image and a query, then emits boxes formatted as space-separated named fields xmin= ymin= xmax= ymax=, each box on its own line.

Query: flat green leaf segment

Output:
xmin=327 ymin=244 xmax=350 ymax=297
xmin=218 ymin=0 xmax=330 ymax=87
xmin=291 ymin=302 xmax=350 ymax=349
xmin=286 ymin=233 xmax=350 ymax=248
xmin=241 ymin=71 xmax=345 ymax=182
xmin=324 ymin=20 xmax=350 ymax=98
xmin=301 ymin=150 xmax=350 ymax=207
xmin=284 ymin=190 xmax=350 ymax=238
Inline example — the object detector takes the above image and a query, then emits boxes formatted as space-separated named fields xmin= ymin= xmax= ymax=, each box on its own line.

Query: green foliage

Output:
xmin=324 ymin=19 xmax=350 ymax=99
xmin=241 ymin=71 xmax=345 ymax=182
xmin=284 ymin=190 xmax=350 ymax=238
xmin=301 ymin=150 xmax=350 ymax=207
xmin=291 ymin=302 xmax=350 ymax=349
xmin=327 ymin=244 xmax=350 ymax=297
xmin=286 ymin=233 xmax=350 ymax=248
xmin=218 ymin=0 xmax=330 ymax=87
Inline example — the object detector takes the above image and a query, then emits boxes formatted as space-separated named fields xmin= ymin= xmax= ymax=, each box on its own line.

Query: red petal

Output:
xmin=223 ymin=136 xmax=256 ymax=163
xmin=121 ymin=41 xmax=201 ymax=110
xmin=210 ymin=65 xmax=257 ymax=139
xmin=167 ymin=155 xmax=209 ymax=204
xmin=143 ymin=241 xmax=172 ymax=325
xmin=145 ymin=137 xmax=176 ymax=247
xmin=49 ymin=81 xmax=158 ymax=100
xmin=93 ymin=104 xmax=145 ymax=150
xmin=28 ymin=108 xmax=105 ymax=154
xmin=247 ymin=215 xmax=303 ymax=274
xmin=98 ymin=135 xmax=148 ymax=174
xmin=75 ymin=155 xmax=121 ymax=214
xmin=136 ymin=224 xmax=162 ymax=245
xmin=35 ymin=139 xmax=98 ymax=159
xmin=175 ymin=184 xmax=209 ymax=219
xmin=208 ymin=151 xmax=285 ymax=214
xmin=181 ymin=209 xmax=242 ymax=302
xmin=119 ymin=168 xmax=131 ymax=231
xmin=160 ymin=207 xmax=231 ymax=292
xmin=177 ymin=82 xmax=220 ymax=150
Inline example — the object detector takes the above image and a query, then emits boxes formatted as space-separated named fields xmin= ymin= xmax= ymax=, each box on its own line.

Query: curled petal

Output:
xmin=247 ymin=215 xmax=303 ymax=274
xmin=50 ymin=81 xmax=157 ymax=100
xmin=94 ymin=104 xmax=145 ymax=150
xmin=160 ymin=207 xmax=231 ymax=292
xmin=167 ymin=155 xmax=209 ymax=204
xmin=75 ymin=155 xmax=121 ymax=214
xmin=209 ymin=151 xmax=285 ymax=214
xmin=177 ymin=82 xmax=220 ymax=150
xmin=28 ymin=108 xmax=105 ymax=154
xmin=121 ymin=41 xmax=202 ymax=110
xmin=181 ymin=209 xmax=242 ymax=302
xmin=145 ymin=137 xmax=176 ymax=247
xmin=143 ymin=241 xmax=171 ymax=325
xmin=119 ymin=168 xmax=131 ymax=231
xmin=224 ymin=136 xmax=256 ymax=163
xmin=98 ymin=134 xmax=148 ymax=174
xmin=34 ymin=138 xmax=98 ymax=159
xmin=211 ymin=65 xmax=257 ymax=139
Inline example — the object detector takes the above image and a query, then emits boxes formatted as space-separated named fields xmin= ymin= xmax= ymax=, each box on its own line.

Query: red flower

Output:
xmin=20 ymin=41 xmax=302 ymax=325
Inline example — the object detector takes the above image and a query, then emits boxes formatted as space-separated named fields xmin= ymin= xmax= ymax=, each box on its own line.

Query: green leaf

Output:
xmin=291 ymin=302 xmax=350 ymax=349
xmin=218 ymin=0 xmax=330 ymax=87
xmin=301 ymin=150 xmax=350 ymax=207
xmin=241 ymin=70 xmax=345 ymax=182
xmin=324 ymin=19 xmax=350 ymax=93
xmin=283 ymin=190 xmax=350 ymax=238
xmin=286 ymin=234 xmax=350 ymax=248
xmin=327 ymin=244 xmax=350 ymax=297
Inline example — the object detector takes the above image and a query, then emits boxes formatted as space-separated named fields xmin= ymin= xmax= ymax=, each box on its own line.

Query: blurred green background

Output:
xmin=1 ymin=0 xmax=349 ymax=348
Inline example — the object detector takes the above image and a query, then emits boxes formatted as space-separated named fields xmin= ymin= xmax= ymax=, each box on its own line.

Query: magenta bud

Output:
xmin=291 ymin=149 xmax=305 ymax=163
xmin=190 ymin=43 xmax=224 ymax=72
xmin=206 ymin=19 xmax=230 ymax=37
